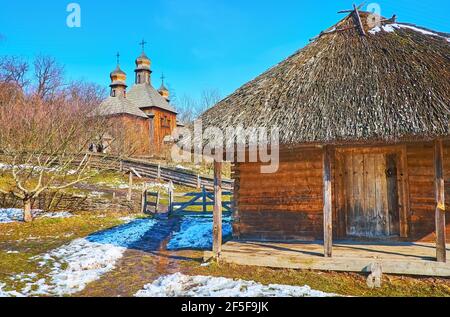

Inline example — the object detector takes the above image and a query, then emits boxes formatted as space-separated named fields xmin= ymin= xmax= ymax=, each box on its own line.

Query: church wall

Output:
xmin=150 ymin=108 xmax=177 ymax=154
xmin=107 ymin=114 xmax=151 ymax=156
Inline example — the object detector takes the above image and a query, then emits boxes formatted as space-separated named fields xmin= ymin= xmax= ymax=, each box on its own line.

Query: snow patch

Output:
xmin=39 ymin=212 xmax=73 ymax=219
xmin=0 ymin=209 xmax=72 ymax=224
xmin=167 ymin=215 xmax=232 ymax=250
xmin=135 ymin=273 xmax=336 ymax=297
xmin=368 ymin=23 xmax=450 ymax=42
xmin=1 ymin=218 xmax=156 ymax=296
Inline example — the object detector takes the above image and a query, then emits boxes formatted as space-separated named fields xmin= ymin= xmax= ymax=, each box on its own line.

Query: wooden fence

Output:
xmin=76 ymin=155 xmax=234 ymax=191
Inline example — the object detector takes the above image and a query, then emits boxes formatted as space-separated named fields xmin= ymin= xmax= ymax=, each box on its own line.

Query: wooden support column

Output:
xmin=213 ymin=160 xmax=223 ymax=260
xmin=434 ymin=139 xmax=446 ymax=263
xmin=127 ymin=172 xmax=133 ymax=201
xmin=323 ymin=146 xmax=333 ymax=258
xmin=168 ymin=181 xmax=174 ymax=215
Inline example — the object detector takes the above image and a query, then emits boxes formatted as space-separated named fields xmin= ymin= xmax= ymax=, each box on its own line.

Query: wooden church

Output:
xmin=97 ymin=43 xmax=182 ymax=156
xmin=201 ymin=7 xmax=450 ymax=272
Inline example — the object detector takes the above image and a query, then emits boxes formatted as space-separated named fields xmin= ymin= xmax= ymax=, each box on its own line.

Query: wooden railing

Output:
xmin=73 ymin=154 xmax=234 ymax=190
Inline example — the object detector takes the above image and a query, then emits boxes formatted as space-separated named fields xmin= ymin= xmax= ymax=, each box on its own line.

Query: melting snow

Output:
xmin=0 ymin=209 xmax=73 ymax=224
xmin=39 ymin=212 xmax=73 ymax=219
xmin=369 ymin=23 xmax=450 ymax=42
xmin=0 ymin=218 xmax=157 ymax=297
xmin=167 ymin=215 xmax=232 ymax=250
xmin=135 ymin=273 xmax=336 ymax=297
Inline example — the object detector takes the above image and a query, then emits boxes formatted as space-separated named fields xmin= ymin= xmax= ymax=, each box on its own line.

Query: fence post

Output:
xmin=127 ymin=171 xmax=133 ymax=202
xmin=156 ymin=192 xmax=160 ymax=214
xmin=202 ymin=185 xmax=207 ymax=213
xmin=168 ymin=181 xmax=174 ymax=215
xmin=157 ymin=164 xmax=161 ymax=180
xmin=197 ymin=174 xmax=201 ymax=189
xmin=141 ymin=186 xmax=147 ymax=214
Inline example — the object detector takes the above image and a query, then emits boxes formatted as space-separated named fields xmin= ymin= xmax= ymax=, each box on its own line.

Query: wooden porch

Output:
xmin=204 ymin=240 xmax=450 ymax=277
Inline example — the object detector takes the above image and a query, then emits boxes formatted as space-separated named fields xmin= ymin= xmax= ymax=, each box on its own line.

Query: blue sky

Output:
xmin=0 ymin=0 xmax=449 ymax=101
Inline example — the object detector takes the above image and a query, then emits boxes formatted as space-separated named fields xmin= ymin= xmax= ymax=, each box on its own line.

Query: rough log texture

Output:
xmin=435 ymin=139 xmax=447 ymax=262
xmin=233 ymin=142 xmax=450 ymax=243
xmin=323 ymin=146 xmax=333 ymax=257
xmin=213 ymin=161 xmax=223 ymax=258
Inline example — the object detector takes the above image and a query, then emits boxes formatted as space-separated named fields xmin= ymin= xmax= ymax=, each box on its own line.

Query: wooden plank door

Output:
xmin=344 ymin=151 xmax=397 ymax=238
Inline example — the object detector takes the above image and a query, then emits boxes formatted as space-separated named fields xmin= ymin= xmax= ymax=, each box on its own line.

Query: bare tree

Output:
xmin=176 ymin=94 xmax=198 ymax=124
xmin=65 ymin=80 xmax=107 ymax=106
xmin=198 ymin=89 xmax=221 ymax=114
xmin=0 ymin=56 xmax=29 ymax=88
xmin=175 ymin=89 xmax=222 ymax=125
xmin=34 ymin=55 xmax=64 ymax=99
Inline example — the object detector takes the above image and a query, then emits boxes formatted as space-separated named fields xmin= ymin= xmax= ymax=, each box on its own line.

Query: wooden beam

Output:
xmin=127 ymin=172 xmax=133 ymax=201
xmin=323 ymin=146 xmax=333 ymax=258
xmin=168 ymin=181 xmax=174 ymax=215
xmin=434 ymin=139 xmax=447 ymax=263
xmin=213 ymin=160 xmax=223 ymax=260
xmin=353 ymin=4 xmax=366 ymax=36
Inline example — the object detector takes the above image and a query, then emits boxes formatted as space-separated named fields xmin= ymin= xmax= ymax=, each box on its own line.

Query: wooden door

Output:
xmin=342 ymin=151 xmax=400 ymax=238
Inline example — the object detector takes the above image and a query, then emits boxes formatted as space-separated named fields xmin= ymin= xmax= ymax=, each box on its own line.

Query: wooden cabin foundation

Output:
xmin=204 ymin=241 xmax=450 ymax=277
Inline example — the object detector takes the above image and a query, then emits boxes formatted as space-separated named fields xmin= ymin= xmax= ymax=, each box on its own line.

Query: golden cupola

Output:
xmin=158 ymin=73 xmax=170 ymax=102
xmin=135 ymin=40 xmax=152 ymax=85
xmin=109 ymin=53 xmax=127 ymax=97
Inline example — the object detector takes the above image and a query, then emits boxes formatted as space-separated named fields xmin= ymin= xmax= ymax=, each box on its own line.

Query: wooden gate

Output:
xmin=170 ymin=187 xmax=233 ymax=215
xmin=336 ymin=148 xmax=403 ymax=238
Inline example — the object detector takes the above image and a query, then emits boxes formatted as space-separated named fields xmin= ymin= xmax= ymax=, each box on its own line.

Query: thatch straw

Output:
xmin=200 ymin=12 xmax=450 ymax=146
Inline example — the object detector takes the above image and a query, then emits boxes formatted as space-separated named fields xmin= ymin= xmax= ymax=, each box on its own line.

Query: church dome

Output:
xmin=110 ymin=65 xmax=127 ymax=83
xmin=135 ymin=52 xmax=151 ymax=71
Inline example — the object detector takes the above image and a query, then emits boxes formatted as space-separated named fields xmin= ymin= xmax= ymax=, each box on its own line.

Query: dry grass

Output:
xmin=186 ymin=262 xmax=450 ymax=297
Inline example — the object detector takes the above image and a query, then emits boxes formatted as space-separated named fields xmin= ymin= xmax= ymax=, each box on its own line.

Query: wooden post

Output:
xmin=213 ymin=160 xmax=223 ymax=259
xmin=202 ymin=186 xmax=207 ymax=213
xmin=197 ymin=174 xmax=201 ymax=189
xmin=157 ymin=164 xmax=161 ymax=180
xmin=141 ymin=187 xmax=147 ymax=214
xmin=168 ymin=181 xmax=174 ymax=215
xmin=323 ymin=146 xmax=333 ymax=258
xmin=434 ymin=139 xmax=446 ymax=263
xmin=127 ymin=171 xmax=133 ymax=201
xmin=156 ymin=192 xmax=160 ymax=214
xmin=353 ymin=4 xmax=366 ymax=36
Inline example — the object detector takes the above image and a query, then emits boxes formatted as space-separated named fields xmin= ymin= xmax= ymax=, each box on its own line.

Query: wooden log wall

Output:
xmin=407 ymin=142 xmax=450 ymax=242
xmin=234 ymin=147 xmax=324 ymax=241
xmin=233 ymin=141 xmax=449 ymax=243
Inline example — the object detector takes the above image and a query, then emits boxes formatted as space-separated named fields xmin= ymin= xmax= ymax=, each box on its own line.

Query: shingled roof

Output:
xmin=200 ymin=12 xmax=450 ymax=146
xmin=97 ymin=95 xmax=148 ymax=118
xmin=127 ymin=84 xmax=178 ymax=114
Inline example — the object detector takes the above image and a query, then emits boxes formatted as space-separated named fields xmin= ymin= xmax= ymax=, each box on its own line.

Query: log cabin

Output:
xmin=200 ymin=10 xmax=450 ymax=270
xmin=97 ymin=48 xmax=181 ymax=156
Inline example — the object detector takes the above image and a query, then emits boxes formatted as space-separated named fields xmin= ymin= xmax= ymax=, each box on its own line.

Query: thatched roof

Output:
xmin=200 ymin=12 xmax=450 ymax=146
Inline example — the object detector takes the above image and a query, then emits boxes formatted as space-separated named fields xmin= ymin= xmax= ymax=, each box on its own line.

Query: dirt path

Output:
xmin=77 ymin=217 xmax=204 ymax=297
